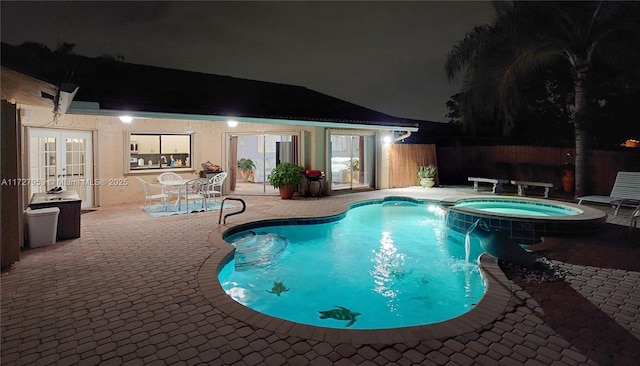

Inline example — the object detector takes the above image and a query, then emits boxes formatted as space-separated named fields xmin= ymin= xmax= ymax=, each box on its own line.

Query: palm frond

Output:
xmin=445 ymin=25 xmax=491 ymax=82
xmin=444 ymin=0 xmax=640 ymax=138
xmin=499 ymin=47 xmax=565 ymax=96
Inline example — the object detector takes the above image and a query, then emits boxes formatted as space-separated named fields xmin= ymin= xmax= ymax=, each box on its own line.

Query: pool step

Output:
xmin=233 ymin=232 xmax=288 ymax=269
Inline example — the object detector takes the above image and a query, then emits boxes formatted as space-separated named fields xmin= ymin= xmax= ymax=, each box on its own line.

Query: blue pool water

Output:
xmin=454 ymin=199 xmax=580 ymax=216
xmin=219 ymin=200 xmax=486 ymax=330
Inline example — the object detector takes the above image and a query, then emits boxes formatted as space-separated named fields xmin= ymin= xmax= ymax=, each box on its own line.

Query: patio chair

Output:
xmin=629 ymin=205 xmax=640 ymax=241
xmin=578 ymin=171 xmax=640 ymax=215
xmin=201 ymin=172 xmax=228 ymax=202
xmin=137 ymin=177 xmax=168 ymax=210
xmin=157 ymin=172 xmax=183 ymax=200
xmin=181 ymin=178 xmax=208 ymax=212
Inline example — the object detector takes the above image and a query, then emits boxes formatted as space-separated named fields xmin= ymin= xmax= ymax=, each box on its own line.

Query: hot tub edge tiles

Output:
xmin=446 ymin=210 xmax=605 ymax=244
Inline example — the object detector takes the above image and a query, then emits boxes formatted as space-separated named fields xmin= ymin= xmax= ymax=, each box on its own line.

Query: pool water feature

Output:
xmin=219 ymin=199 xmax=487 ymax=330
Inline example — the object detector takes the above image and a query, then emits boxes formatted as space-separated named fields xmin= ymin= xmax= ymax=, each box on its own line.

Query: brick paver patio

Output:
xmin=2 ymin=187 xmax=639 ymax=365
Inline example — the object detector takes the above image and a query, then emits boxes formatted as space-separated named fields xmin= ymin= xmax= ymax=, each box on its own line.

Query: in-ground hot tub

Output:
xmin=445 ymin=196 xmax=607 ymax=244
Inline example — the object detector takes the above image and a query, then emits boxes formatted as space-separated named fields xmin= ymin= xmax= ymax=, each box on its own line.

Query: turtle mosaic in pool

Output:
xmin=218 ymin=198 xmax=487 ymax=330
xmin=319 ymin=306 xmax=361 ymax=327
xmin=265 ymin=281 xmax=290 ymax=297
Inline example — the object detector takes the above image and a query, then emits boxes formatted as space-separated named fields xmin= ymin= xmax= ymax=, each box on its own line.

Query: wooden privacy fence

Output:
xmin=388 ymin=144 xmax=640 ymax=195
xmin=388 ymin=144 xmax=438 ymax=188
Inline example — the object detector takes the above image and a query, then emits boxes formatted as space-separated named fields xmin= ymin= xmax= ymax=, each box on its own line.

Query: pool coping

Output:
xmin=198 ymin=196 xmax=516 ymax=344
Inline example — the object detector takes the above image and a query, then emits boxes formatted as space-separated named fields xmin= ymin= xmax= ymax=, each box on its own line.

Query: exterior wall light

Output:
xmin=227 ymin=120 xmax=239 ymax=127
xmin=119 ymin=115 xmax=133 ymax=123
xmin=383 ymin=135 xmax=392 ymax=144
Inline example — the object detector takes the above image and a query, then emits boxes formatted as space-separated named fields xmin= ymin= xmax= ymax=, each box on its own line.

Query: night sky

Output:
xmin=1 ymin=1 xmax=495 ymax=122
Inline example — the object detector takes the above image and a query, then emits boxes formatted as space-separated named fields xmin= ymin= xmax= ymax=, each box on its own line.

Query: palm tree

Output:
xmin=445 ymin=1 xmax=640 ymax=197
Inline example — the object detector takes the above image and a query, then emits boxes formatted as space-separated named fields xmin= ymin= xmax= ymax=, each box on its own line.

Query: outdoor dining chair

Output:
xmin=136 ymin=177 xmax=168 ymax=210
xmin=157 ymin=172 xmax=183 ymax=200
xmin=181 ymin=178 xmax=208 ymax=212
xmin=202 ymin=172 xmax=228 ymax=202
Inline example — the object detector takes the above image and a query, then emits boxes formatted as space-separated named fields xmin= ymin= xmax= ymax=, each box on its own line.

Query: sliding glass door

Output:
xmin=231 ymin=133 xmax=299 ymax=194
xmin=329 ymin=133 xmax=375 ymax=191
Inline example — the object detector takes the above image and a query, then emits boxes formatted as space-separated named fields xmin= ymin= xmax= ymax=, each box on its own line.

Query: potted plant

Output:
xmin=417 ymin=164 xmax=437 ymax=188
xmin=348 ymin=158 xmax=359 ymax=182
xmin=561 ymin=162 xmax=575 ymax=193
xmin=267 ymin=162 xmax=305 ymax=199
xmin=237 ymin=158 xmax=256 ymax=182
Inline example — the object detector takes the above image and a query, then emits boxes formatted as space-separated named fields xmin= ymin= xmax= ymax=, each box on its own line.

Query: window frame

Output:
xmin=125 ymin=132 xmax=194 ymax=174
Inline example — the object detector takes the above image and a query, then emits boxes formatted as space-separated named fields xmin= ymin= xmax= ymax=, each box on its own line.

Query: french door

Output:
xmin=29 ymin=129 xmax=93 ymax=207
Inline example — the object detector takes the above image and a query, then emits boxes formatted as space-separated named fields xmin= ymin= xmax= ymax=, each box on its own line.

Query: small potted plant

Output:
xmin=348 ymin=158 xmax=359 ymax=182
xmin=267 ymin=162 xmax=305 ymax=199
xmin=237 ymin=158 xmax=256 ymax=182
xmin=417 ymin=164 xmax=437 ymax=188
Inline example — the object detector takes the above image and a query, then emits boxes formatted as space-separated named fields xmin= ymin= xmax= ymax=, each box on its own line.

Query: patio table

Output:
xmin=159 ymin=179 xmax=188 ymax=211
xmin=159 ymin=179 xmax=208 ymax=211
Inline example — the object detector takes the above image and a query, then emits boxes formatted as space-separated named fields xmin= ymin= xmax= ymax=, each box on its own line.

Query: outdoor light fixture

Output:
xmin=119 ymin=115 xmax=133 ymax=123
xmin=383 ymin=135 xmax=392 ymax=144
xmin=227 ymin=120 xmax=239 ymax=127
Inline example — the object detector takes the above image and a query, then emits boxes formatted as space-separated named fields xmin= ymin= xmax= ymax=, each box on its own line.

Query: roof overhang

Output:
xmin=67 ymin=101 xmax=419 ymax=132
xmin=1 ymin=66 xmax=58 ymax=108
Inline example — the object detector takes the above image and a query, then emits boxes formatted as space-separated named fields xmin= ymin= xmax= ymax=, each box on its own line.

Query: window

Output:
xmin=127 ymin=133 xmax=192 ymax=172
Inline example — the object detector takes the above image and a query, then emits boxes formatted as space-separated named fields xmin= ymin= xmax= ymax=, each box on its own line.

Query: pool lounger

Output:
xmin=578 ymin=171 xmax=640 ymax=215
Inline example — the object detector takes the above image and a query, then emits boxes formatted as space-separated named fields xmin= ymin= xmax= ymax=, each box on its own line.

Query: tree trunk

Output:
xmin=573 ymin=66 xmax=590 ymax=198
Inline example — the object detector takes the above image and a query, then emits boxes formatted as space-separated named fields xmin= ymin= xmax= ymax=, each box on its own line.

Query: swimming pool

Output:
xmin=218 ymin=199 xmax=486 ymax=330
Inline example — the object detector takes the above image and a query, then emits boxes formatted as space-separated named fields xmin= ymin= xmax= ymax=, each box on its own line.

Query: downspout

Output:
xmin=43 ymin=83 xmax=79 ymax=122
xmin=54 ymin=83 xmax=80 ymax=115
xmin=394 ymin=131 xmax=412 ymax=142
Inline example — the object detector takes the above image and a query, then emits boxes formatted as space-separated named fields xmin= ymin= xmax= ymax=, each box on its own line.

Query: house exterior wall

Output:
xmin=1 ymin=100 xmax=23 ymax=269
xmin=18 ymin=106 xmax=391 ymax=206
xmin=378 ymin=134 xmax=392 ymax=189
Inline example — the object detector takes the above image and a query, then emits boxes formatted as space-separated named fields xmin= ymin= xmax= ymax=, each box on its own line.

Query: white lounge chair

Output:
xmin=578 ymin=171 xmax=640 ymax=215
xmin=629 ymin=205 xmax=640 ymax=241
xmin=630 ymin=205 xmax=640 ymax=229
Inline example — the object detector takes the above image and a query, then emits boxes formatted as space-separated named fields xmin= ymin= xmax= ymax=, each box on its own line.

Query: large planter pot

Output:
xmin=351 ymin=171 xmax=360 ymax=183
xmin=278 ymin=185 xmax=296 ymax=199
xmin=240 ymin=169 xmax=253 ymax=182
xmin=419 ymin=177 xmax=435 ymax=188
xmin=562 ymin=169 xmax=574 ymax=193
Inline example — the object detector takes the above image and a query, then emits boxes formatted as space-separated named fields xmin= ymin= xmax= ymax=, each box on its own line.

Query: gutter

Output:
xmin=66 ymin=101 xmax=420 ymax=132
